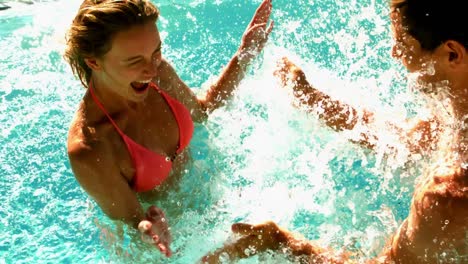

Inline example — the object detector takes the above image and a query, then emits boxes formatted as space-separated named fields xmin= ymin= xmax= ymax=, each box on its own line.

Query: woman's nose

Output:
xmin=143 ymin=58 xmax=158 ymax=77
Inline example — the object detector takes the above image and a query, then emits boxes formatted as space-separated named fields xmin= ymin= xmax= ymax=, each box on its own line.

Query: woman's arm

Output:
xmin=203 ymin=0 xmax=273 ymax=112
xmin=201 ymin=0 xmax=273 ymax=113
xmin=156 ymin=0 xmax=273 ymax=123
xmin=67 ymin=138 xmax=172 ymax=256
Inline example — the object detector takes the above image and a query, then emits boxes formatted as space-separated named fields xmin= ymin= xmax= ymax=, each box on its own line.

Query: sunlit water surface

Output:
xmin=0 ymin=0 xmax=430 ymax=263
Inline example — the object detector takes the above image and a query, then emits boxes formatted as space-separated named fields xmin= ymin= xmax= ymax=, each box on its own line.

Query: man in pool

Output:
xmin=64 ymin=0 xmax=273 ymax=258
xmin=201 ymin=0 xmax=468 ymax=263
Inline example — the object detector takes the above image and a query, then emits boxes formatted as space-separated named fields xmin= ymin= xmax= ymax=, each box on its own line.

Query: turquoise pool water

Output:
xmin=1 ymin=0 xmax=424 ymax=263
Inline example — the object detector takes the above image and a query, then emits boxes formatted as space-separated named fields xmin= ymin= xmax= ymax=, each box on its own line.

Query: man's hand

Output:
xmin=274 ymin=57 xmax=308 ymax=88
xmin=200 ymin=221 xmax=290 ymax=263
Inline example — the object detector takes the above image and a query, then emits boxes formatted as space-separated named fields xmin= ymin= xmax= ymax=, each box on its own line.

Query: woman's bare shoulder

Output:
xmin=67 ymin=105 xmax=117 ymax=177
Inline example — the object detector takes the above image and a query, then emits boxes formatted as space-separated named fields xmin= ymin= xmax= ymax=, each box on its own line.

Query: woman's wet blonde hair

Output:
xmin=64 ymin=0 xmax=159 ymax=88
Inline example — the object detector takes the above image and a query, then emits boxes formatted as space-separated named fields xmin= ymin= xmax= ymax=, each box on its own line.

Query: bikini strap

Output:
xmin=88 ymin=82 xmax=126 ymax=137
xmin=150 ymin=82 xmax=183 ymax=154
xmin=150 ymin=81 xmax=162 ymax=93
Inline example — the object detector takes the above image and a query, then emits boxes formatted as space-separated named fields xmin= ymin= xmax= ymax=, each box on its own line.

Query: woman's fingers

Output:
xmin=157 ymin=242 xmax=172 ymax=257
xmin=138 ymin=218 xmax=173 ymax=256
xmin=251 ymin=0 xmax=272 ymax=27
xmin=138 ymin=220 xmax=152 ymax=234
xmin=252 ymin=20 xmax=274 ymax=39
xmin=266 ymin=20 xmax=274 ymax=35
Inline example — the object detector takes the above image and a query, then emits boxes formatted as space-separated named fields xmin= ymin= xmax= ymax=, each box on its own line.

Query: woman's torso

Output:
xmin=71 ymin=83 xmax=192 ymax=193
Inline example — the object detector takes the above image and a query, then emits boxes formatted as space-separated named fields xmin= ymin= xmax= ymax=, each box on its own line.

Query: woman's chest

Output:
xmin=123 ymin=93 xmax=181 ymax=155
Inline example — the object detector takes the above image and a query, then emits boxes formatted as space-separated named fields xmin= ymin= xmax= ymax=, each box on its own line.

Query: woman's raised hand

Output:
xmin=238 ymin=0 xmax=274 ymax=63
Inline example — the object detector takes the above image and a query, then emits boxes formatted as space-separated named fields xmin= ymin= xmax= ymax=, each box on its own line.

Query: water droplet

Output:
xmin=219 ymin=252 xmax=230 ymax=262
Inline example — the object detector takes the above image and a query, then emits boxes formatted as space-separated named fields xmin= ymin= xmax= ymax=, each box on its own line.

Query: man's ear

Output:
xmin=444 ymin=40 xmax=466 ymax=66
xmin=84 ymin=57 xmax=102 ymax=71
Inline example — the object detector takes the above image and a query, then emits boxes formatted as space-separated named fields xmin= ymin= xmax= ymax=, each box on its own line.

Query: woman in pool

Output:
xmin=202 ymin=0 xmax=468 ymax=263
xmin=64 ymin=0 xmax=273 ymax=257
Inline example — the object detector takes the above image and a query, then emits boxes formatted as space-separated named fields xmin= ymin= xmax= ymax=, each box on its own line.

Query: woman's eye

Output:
xmin=129 ymin=60 xmax=142 ymax=67
xmin=155 ymin=45 xmax=162 ymax=55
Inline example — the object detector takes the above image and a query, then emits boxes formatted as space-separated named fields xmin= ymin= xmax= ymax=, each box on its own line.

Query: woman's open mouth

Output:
xmin=131 ymin=80 xmax=151 ymax=94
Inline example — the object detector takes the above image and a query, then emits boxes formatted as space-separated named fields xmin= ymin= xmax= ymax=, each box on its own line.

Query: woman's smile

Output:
xmin=131 ymin=80 xmax=152 ymax=93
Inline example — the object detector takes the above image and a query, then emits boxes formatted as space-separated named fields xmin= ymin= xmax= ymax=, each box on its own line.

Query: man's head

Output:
xmin=389 ymin=0 xmax=467 ymax=91
xmin=390 ymin=0 xmax=467 ymax=51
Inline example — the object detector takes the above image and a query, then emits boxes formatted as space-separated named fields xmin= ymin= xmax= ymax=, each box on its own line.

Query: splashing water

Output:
xmin=0 ymin=0 xmax=442 ymax=263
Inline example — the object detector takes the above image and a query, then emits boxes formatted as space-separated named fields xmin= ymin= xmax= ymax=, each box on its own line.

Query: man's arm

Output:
xmin=275 ymin=57 xmax=374 ymax=132
xmin=275 ymin=57 xmax=440 ymax=154
xmin=200 ymin=222 xmax=347 ymax=264
xmin=201 ymin=167 xmax=468 ymax=263
xmin=385 ymin=169 xmax=468 ymax=263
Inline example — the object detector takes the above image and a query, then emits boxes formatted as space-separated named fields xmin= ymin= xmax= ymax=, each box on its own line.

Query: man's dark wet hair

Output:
xmin=390 ymin=0 xmax=467 ymax=51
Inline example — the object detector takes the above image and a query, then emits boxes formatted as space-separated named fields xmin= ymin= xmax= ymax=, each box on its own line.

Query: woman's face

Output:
xmin=97 ymin=21 xmax=162 ymax=102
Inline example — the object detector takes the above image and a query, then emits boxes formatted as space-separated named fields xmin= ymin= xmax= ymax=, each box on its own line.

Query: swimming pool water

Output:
xmin=1 ymin=0 xmax=423 ymax=263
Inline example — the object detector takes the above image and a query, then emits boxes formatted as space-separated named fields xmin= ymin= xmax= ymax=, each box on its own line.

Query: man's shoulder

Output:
xmin=413 ymin=168 xmax=468 ymax=229
xmin=392 ymin=168 xmax=468 ymax=262
xmin=424 ymin=167 xmax=468 ymax=199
